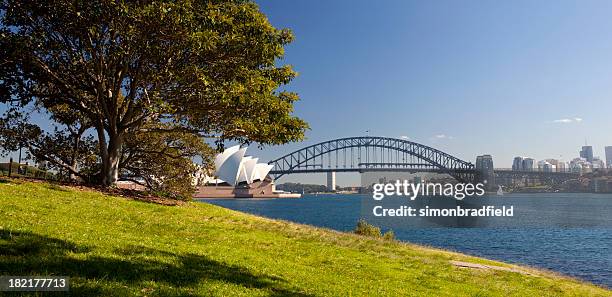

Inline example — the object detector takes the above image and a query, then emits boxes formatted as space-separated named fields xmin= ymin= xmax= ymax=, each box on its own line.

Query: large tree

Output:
xmin=0 ymin=0 xmax=308 ymax=188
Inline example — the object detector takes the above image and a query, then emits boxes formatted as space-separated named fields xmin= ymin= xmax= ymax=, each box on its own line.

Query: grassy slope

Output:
xmin=0 ymin=180 xmax=610 ymax=297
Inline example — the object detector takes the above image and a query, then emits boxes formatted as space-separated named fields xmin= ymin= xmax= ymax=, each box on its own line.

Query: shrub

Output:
xmin=354 ymin=219 xmax=395 ymax=241
xmin=354 ymin=219 xmax=381 ymax=237
xmin=382 ymin=230 xmax=395 ymax=241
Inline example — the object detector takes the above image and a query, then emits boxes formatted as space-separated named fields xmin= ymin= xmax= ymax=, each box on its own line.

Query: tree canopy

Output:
xmin=0 ymin=0 xmax=308 ymax=197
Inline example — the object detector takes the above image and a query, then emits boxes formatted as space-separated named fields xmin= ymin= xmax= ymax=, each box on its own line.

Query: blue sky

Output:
xmin=4 ymin=1 xmax=612 ymax=186
xmin=245 ymin=0 xmax=612 ymax=185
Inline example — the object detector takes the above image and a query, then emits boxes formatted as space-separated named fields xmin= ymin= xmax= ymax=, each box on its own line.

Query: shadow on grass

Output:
xmin=0 ymin=230 xmax=312 ymax=296
xmin=43 ymin=183 xmax=69 ymax=192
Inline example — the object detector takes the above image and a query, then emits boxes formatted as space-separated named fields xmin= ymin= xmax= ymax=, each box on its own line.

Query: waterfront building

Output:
xmin=194 ymin=145 xmax=299 ymax=198
xmin=570 ymin=158 xmax=592 ymax=173
xmin=556 ymin=161 xmax=569 ymax=172
xmin=580 ymin=146 xmax=594 ymax=162
xmin=569 ymin=162 xmax=583 ymax=173
xmin=605 ymin=146 xmax=612 ymax=168
xmin=545 ymin=159 xmax=559 ymax=166
xmin=512 ymin=157 xmax=524 ymax=171
xmin=522 ymin=158 xmax=535 ymax=171
xmin=538 ymin=160 xmax=555 ymax=172
xmin=592 ymin=157 xmax=606 ymax=169
xmin=545 ymin=159 xmax=568 ymax=172
xmin=476 ymin=155 xmax=494 ymax=170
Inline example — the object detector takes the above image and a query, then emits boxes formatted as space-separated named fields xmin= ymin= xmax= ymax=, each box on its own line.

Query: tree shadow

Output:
xmin=43 ymin=183 xmax=70 ymax=192
xmin=0 ymin=230 xmax=313 ymax=296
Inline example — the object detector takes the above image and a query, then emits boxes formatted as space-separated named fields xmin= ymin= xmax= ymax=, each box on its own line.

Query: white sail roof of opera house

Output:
xmin=214 ymin=145 xmax=240 ymax=170
xmin=237 ymin=157 xmax=258 ymax=184
xmin=212 ymin=145 xmax=274 ymax=186
xmin=254 ymin=163 xmax=274 ymax=181
xmin=214 ymin=146 xmax=247 ymax=186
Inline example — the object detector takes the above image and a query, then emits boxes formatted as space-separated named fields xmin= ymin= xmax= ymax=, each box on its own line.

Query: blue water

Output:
xmin=200 ymin=193 xmax=612 ymax=288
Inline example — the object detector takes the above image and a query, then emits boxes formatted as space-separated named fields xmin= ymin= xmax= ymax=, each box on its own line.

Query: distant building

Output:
xmin=522 ymin=158 xmax=535 ymax=171
xmin=569 ymin=161 xmax=583 ymax=173
xmin=512 ymin=157 xmax=524 ymax=171
xmin=580 ymin=146 xmax=594 ymax=162
xmin=545 ymin=159 xmax=559 ymax=166
xmin=538 ymin=160 xmax=555 ymax=172
xmin=545 ymin=159 xmax=568 ymax=172
xmin=570 ymin=158 xmax=591 ymax=173
xmin=605 ymin=146 xmax=612 ymax=168
xmin=592 ymin=157 xmax=606 ymax=169
xmin=557 ymin=161 xmax=569 ymax=172
xmin=476 ymin=155 xmax=494 ymax=171
xmin=194 ymin=145 xmax=299 ymax=198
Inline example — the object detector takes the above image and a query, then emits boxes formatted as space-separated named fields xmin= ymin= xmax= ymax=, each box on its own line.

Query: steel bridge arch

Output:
xmin=268 ymin=136 xmax=475 ymax=181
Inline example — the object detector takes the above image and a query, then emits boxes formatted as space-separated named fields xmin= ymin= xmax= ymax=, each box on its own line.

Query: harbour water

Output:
xmin=201 ymin=193 xmax=612 ymax=288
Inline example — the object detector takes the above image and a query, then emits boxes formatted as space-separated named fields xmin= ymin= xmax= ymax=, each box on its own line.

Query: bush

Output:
xmin=382 ymin=230 xmax=395 ymax=241
xmin=354 ymin=219 xmax=381 ymax=237
xmin=354 ymin=219 xmax=395 ymax=241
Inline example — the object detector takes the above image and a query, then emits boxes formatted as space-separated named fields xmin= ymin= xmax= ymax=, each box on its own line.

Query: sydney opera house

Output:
xmin=193 ymin=145 xmax=300 ymax=198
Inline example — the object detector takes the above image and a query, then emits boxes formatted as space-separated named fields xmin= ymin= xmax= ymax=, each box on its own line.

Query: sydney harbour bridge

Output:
xmin=267 ymin=136 xmax=579 ymax=185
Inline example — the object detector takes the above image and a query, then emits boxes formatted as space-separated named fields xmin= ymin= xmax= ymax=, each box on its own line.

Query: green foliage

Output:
xmin=354 ymin=219 xmax=382 ymax=237
xmin=0 ymin=0 xmax=308 ymax=189
xmin=122 ymin=124 xmax=216 ymax=200
xmin=354 ymin=219 xmax=395 ymax=241
xmin=0 ymin=112 xmax=98 ymax=182
xmin=382 ymin=230 xmax=395 ymax=241
xmin=0 ymin=181 xmax=608 ymax=296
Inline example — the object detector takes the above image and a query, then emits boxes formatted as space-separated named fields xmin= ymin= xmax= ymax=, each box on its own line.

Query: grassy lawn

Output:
xmin=0 ymin=179 xmax=610 ymax=296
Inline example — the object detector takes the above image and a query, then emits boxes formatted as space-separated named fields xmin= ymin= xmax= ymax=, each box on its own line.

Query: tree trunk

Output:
xmin=69 ymin=161 xmax=78 ymax=181
xmin=102 ymin=134 xmax=123 ymax=186
xmin=69 ymin=133 xmax=81 ymax=182
xmin=97 ymin=123 xmax=124 ymax=187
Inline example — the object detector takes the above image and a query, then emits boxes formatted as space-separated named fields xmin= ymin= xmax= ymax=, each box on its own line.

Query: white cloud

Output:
xmin=400 ymin=135 xmax=410 ymax=140
xmin=553 ymin=117 xmax=583 ymax=124
xmin=433 ymin=134 xmax=454 ymax=140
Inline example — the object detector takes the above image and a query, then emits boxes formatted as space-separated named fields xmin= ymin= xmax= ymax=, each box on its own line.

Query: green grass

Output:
xmin=0 ymin=179 xmax=610 ymax=296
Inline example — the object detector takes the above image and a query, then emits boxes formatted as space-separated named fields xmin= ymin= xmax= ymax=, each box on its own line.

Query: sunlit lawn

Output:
xmin=0 ymin=179 xmax=609 ymax=296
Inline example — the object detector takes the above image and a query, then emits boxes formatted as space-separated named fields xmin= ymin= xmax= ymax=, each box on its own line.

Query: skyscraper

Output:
xmin=522 ymin=158 xmax=535 ymax=171
xmin=512 ymin=157 xmax=523 ymax=171
xmin=606 ymin=146 xmax=612 ymax=168
xmin=476 ymin=155 xmax=494 ymax=171
xmin=580 ymin=146 xmax=594 ymax=162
